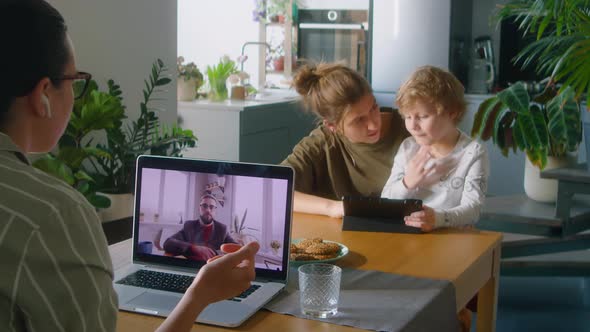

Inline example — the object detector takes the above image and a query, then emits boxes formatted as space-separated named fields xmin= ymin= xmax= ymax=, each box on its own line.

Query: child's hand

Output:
xmin=403 ymin=146 xmax=432 ymax=189
xmin=404 ymin=205 xmax=435 ymax=232
xmin=327 ymin=200 xmax=344 ymax=219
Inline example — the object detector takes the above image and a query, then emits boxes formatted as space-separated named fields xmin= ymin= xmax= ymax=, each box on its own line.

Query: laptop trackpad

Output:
xmin=127 ymin=292 xmax=181 ymax=311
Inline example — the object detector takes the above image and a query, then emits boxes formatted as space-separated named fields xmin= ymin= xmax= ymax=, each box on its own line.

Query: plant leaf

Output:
xmin=33 ymin=155 xmax=75 ymax=185
xmin=497 ymin=82 xmax=530 ymax=114
xmin=547 ymin=86 xmax=581 ymax=152
xmin=471 ymin=97 xmax=500 ymax=137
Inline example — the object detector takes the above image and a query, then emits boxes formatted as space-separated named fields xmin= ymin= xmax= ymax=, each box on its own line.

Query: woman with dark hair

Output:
xmin=0 ymin=1 xmax=258 ymax=332
xmin=282 ymin=63 xmax=409 ymax=218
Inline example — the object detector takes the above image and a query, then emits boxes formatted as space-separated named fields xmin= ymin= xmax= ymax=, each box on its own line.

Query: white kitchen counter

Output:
xmin=177 ymin=90 xmax=314 ymax=163
xmin=178 ymin=89 xmax=300 ymax=112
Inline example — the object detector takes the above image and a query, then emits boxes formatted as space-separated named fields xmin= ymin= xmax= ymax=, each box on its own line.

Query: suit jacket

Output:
xmin=163 ymin=219 xmax=237 ymax=256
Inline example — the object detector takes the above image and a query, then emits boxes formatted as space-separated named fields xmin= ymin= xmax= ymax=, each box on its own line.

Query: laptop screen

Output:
xmin=133 ymin=155 xmax=293 ymax=280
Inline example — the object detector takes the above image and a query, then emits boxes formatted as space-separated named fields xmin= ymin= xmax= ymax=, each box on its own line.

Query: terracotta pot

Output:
xmin=273 ymin=57 xmax=284 ymax=71
xmin=524 ymin=155 xmax=576 ymax=202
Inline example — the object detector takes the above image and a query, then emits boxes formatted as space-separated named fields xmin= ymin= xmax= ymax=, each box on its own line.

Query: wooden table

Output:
xmin=112 ymin=213 xmax=502 ymax=332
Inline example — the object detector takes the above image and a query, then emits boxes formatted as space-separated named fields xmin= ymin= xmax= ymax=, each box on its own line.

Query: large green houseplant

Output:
xmin=472 ymin=82 xmax=581 ymax=201
xmin=494 ymin=0 xmax=590 ymax=170
xmin=472 ymin=82 xmax=581 ymax=168
xmin=495 ymin=0 xmax=590 ymax=100
xmin=34 ymin=59 xmax=197 ymax=210
xmin=90 ymin=59 xmax=196 ymax=195
xmin=33 ymin=81 xmax=125 ymax=208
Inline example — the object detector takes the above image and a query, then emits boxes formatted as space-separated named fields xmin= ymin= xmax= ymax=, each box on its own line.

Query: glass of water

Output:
xmin=298 ymin=263 xmax=342 ymax=318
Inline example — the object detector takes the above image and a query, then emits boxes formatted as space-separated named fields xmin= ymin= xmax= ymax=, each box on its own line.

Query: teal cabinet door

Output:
xmin=240 ymin=101 xmax=316 ymax=164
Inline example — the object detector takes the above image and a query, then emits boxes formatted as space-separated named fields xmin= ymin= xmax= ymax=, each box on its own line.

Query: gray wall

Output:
xmin=48 ymin=0 xmax=178 ymax=125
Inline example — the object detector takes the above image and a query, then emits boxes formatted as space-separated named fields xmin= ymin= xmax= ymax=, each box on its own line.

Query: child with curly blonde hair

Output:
xmin=381 ymin=66 xmax=489 ymax=232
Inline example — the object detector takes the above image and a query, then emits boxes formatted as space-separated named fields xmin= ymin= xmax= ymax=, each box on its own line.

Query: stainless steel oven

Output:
xmin=297 ymin=9 xmax=369 ymax=78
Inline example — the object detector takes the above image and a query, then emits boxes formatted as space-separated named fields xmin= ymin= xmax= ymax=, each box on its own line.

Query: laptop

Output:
xmin=114 ymin=155 xmax=294 ymax=327
xmin=342 ymin=196 xmax=424 ymax=234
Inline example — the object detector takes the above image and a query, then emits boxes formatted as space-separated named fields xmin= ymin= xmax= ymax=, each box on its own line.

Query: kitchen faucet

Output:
xmin=240 ymin=41 xmax=271 ymax=72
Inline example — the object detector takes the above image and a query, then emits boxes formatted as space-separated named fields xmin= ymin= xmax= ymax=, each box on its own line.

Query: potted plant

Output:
xmin=91 ymin=60 xmax=197 ymax=198
xmin=270 ymin=239 xmax=281 ymax=255
xmin=206 ymin=56 xmax=237 ymax=102
xmin=177 ymin=56 xmax=204 ymax=101
xmin=268 ymin=44 xmax=285 ymax=71
xmin=252 ymin=0 xmax=295 ymax=23
xmin=230 ymin=209 xmax=259 ymax=245
xmin=33 ymin=81 xmax=125 ymax=209
xmin=471 ymin=82 xmax=581 ymax=202
xmin=494 ymin=0 xmax=590 ymax=170
xmin=34 ymin=59 xmax=197 ymax=220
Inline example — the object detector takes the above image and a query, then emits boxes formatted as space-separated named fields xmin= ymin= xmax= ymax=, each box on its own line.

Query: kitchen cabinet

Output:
xmin=177 ymin=96 xmax=316 ymax=165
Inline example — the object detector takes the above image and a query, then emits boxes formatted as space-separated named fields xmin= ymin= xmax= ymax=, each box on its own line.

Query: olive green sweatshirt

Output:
xmin=281 ymin=112 xmax=408 ymax=200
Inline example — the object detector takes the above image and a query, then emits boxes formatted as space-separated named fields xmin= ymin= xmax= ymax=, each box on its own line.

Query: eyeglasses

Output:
xmin=200 ymin=203 xmax=217 ymax=210
xmin=51 ymin=71 xmax=92 ymax=99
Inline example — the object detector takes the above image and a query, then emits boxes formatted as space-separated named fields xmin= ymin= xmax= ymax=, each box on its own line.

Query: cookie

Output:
xmin=304 ymin=242 xmax=340 ymax=255
xmin=296 ymin=238 xmax=323 ymax=250
xmin=290 ymin=244 xmax=301 ymax=254
xmin=311 ymin=253 xmax=338 ymax=260
xmin=291 ymin=253 xmax=316 ymax=261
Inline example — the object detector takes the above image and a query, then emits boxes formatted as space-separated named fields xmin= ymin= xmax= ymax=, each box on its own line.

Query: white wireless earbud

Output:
xmin=41 ymin=95 xmax=52 ymax=118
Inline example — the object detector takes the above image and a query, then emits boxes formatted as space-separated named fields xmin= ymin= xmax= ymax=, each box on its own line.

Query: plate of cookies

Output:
xmin=289 ymin=238 xmax=349 ymax=265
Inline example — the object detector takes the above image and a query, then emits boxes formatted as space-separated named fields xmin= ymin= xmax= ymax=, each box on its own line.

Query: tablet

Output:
xmin=342 ymin=196 xmax=423 ymax=219
xmin=342 ymin=196 xmax=424 ymax=234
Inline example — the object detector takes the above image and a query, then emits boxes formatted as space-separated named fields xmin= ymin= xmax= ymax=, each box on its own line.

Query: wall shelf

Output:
xmin=258 ymin=0 xmax=295 ymax=88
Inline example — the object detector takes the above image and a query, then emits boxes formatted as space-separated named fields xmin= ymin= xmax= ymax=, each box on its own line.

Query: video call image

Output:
xmin=136 ymin=168 xmax=289 ymax=271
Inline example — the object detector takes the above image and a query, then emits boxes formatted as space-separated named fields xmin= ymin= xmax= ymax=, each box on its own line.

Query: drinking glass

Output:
xmin=298 ymin=263 xmax=342 ymax=318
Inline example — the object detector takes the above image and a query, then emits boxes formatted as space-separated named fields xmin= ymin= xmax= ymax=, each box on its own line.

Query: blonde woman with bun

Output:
xmin=281 ymin=62 xmax=409 ymax=218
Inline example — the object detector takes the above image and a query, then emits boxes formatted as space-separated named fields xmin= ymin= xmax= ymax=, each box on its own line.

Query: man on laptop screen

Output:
xmin=163 ymin=194 xmax=237 ymax=261
xmin=135 ymin=166 xmax=289 ymax=270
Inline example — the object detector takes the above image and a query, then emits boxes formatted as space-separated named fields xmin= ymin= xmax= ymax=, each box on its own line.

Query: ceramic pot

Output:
xmin=524 ymin=156 xmax=576 ymax=203
xmin=177 ymin=78 xmax=197 ymax=101
xmin=97 ymin=193 xmax=134 ymax=222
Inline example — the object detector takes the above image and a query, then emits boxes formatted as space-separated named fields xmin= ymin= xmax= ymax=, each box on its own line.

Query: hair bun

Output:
xmin=292 ymin=63 xmax=322 ymax=96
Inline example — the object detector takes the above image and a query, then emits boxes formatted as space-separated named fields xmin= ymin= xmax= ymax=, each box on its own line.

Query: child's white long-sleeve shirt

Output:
xmin=381 ymin=131 xmax=489 ymax=228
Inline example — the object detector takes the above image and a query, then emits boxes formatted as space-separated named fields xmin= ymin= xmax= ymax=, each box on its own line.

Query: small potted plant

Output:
xmin=252 ymin=0 xmax=301 ymax=23
xmin=177 ymin=56 xmax=204 ymax=101
xmin=230 ymin=209 xmax=260 ymax=245
xmin=228 ymin=71 xmax=250 ymax=100
xmin=206 ymin=55 xmax=237 ymax=102
xmin=268 ymin=45 xmax=285 ymax=71
xmin=270 ymin=240 xmax=281 ymax=255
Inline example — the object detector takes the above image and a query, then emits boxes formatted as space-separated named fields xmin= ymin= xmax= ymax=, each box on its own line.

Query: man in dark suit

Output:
xmin=164 ymin=194 xmax=237 ymax=261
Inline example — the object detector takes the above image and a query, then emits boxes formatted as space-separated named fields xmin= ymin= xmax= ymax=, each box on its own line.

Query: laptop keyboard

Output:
xmin=116 ymin=269 xmax=261 ymax=301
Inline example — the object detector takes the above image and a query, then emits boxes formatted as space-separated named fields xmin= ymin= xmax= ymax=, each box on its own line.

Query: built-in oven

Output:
xmin=297 ymin=9 xmax=369 ymax=78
